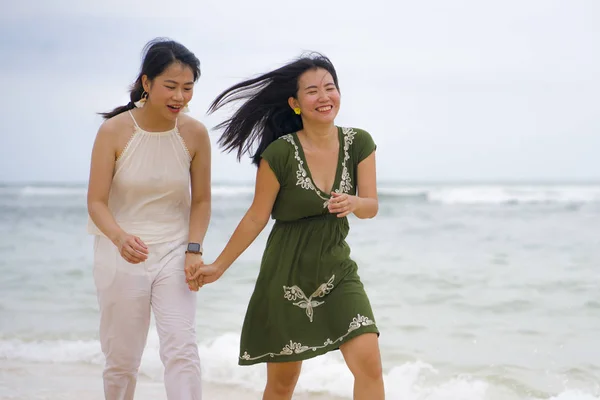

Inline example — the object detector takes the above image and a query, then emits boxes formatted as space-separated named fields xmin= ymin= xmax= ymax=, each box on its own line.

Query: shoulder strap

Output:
xmin=127 ymin=110 xmax=141 ymax=129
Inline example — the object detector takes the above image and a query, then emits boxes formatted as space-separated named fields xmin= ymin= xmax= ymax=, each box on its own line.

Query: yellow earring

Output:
xmin=293 ymin=107 xmax=301 ymax=115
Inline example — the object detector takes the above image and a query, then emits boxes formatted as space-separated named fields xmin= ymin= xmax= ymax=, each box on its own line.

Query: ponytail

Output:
xmin=99 ymin=79 xmax=144 ymax=120
xmin=98 ymin=37 xmax=201 ymax=120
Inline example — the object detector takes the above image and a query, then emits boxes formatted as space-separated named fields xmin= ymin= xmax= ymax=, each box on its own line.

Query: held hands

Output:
xmin=186 ymin=263 xmax=225 ymax=292
xmin=184 ymin=253 xmax=205 ymax=291
xmin=328 ymin=192 xmax=359 ymax=218
xmin=115 ymin=232 xmax=148 ymax=264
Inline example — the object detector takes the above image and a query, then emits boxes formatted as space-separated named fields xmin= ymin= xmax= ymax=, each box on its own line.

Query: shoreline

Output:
xmin=0 ymin=360 xmax=345 ymax=400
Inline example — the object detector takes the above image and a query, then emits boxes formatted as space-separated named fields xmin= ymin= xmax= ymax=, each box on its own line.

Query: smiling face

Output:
xmin=290 ymin=67 xmax=340 ymax=125
xmin=142 ymin=61 xmax=195 ymax=121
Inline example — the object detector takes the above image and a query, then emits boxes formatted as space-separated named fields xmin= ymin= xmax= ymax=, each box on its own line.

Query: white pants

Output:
xmin=93 ymin=236 xmax=202 ymax=400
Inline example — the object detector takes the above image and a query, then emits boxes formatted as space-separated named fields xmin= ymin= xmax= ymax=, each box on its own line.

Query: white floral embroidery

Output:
xmin=281 ymin=134 xmax=331 ymax=207
xmin=283 ymin=275 xmax=335 ymax=322
xmin=337 ymin=127 xmax=357 ymax=195
xmin=239 ymin=313 xmax=376 ymax=362
xmin=349 ymin=314 xmax=373 ymax=331
xmin=281 ymin=128 xmax=358 ymax=208
xmin=281 ymin=341 xmax=310 ymax=355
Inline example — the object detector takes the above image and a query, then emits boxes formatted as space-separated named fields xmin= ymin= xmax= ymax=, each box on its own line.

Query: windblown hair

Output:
xmin=207 ymin=52 xmax=339 ymax=166
xmin=100 ymin=38 xmax=201 ymax=120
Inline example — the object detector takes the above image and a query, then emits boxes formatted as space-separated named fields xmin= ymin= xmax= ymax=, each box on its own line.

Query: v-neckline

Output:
xmin=293 ymin=126 xmax=343 ymax=196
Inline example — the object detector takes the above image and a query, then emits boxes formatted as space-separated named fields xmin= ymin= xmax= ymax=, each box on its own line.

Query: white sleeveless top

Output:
xmin=87 ymin=111 xmax=192 ymax=245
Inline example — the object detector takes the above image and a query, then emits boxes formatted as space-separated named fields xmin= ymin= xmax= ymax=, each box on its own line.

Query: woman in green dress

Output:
xmin=189 ymin=53 xmax=385 ymax=399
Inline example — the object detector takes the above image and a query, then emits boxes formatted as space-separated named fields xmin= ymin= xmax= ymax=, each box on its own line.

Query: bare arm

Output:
xmin=87 ymin=121 xmax=148 ymax=263
xmin=208 ymin=159 xmax=280 ymax=274
xmin=353 ymin=151 xmax=379 ymax=219
xmin=187 ymin=122 xmax=211 ymax=247
xmin=87 ymin=123 xmax=124 ymax=243
xmin=329 ymin=151 xmax=378 ymax=219
xmin=184 ymin=122 xmax=212 ymax=290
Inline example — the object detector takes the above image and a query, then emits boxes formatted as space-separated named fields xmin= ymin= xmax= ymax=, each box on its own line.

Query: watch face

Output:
xmin=187 ymin=243 xmax=201 ymax=252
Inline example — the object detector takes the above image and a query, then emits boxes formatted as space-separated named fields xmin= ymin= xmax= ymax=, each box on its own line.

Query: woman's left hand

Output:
xmin=328 ymin=192 xmax=359 ymax=218
xmin=184 ymin=253 xmax=204 ymax=291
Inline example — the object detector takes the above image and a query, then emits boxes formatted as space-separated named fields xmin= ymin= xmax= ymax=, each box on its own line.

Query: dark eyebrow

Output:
xmin=304 ymin=82 xmax=335 ymax=91
xmin=165 ymin=79 xmax=194 ymax=85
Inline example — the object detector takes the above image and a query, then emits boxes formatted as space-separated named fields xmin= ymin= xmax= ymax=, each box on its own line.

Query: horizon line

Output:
xmin=2 ymin=179 xmax=600 ymax=186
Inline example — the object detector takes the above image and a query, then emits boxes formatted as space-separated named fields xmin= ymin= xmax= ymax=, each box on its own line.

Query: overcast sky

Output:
xmin=1 ymin=0 xmax=599 ymax=183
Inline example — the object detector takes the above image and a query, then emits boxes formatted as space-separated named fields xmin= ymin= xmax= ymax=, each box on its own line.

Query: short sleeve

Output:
xmin=353 ymin=128 xmax=377 ymax=163
xmin=260 ymin=137 xmax=290 ymax=185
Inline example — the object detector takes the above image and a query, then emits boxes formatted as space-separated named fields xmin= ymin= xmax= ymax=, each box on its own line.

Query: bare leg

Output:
xmin=340 ymin=333 xmax=385 ymax=400
xmin=263 ymin=361 xmax=303 ymax=400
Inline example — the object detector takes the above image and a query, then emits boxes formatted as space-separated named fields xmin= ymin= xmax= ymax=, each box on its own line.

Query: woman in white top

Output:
xmin=87 ymin=38 xmax=210 ymax=400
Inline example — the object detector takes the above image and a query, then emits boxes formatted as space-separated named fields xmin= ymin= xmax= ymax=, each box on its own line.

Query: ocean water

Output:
xmin=1 ymin=182 xmax=599 ymax=399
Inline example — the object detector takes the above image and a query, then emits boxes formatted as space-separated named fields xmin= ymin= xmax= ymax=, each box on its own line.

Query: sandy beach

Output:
xmin=0 ymin=361 xmax=344 ymax=400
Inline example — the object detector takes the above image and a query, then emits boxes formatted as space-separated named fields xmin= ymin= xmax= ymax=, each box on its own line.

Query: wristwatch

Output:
xmin=185 ymin=242 xmax=203 ymax=255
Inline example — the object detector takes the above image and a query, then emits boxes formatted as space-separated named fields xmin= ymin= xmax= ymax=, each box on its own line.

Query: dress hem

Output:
xmin=237 ymin=324 xmax=379 ymax=366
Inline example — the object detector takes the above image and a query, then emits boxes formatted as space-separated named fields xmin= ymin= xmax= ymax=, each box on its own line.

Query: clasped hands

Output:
xmin=184 ymin=253 xmax=223 ymax=292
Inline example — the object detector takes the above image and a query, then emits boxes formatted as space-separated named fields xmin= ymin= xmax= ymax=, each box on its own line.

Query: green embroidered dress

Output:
xmin=238 ymin=126 xmax=379 ymax=365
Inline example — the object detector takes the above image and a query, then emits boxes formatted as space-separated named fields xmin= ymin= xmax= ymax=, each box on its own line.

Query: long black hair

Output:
xmin=207 ymin=52 xmax=339 ymax=166
xmin=100 ymin=38 xmax=201 ymax=120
